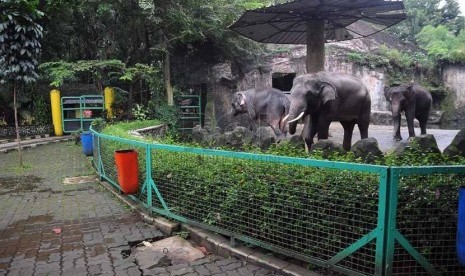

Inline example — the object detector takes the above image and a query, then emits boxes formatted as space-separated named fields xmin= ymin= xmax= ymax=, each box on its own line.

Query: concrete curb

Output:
xmin=98 ymin=180 xmax=319 ymax=276
xmin=0 ymin=135 xmax=73 ymax=153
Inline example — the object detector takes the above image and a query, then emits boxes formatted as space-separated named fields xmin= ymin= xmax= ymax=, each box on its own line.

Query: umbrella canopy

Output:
xmin=230 ymin=0 xmax=406 ymax=72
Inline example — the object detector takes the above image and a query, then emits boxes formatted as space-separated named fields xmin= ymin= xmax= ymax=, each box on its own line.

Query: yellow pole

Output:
xmin=50 ymin=89 xmax=63 ymax=136
xmin=104 ymin=87 xmax=115 ymax=119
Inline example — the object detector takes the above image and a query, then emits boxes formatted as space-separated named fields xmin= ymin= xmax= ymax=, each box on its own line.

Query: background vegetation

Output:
xmin=1 ymin=0 xmax=465 ymax=131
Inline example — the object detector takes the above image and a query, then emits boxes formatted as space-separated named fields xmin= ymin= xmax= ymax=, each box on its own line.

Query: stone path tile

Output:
xmin=0 ymin=142 xmax=284 ymax=276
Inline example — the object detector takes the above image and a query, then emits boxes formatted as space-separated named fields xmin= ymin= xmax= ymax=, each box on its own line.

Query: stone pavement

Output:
xmin=0 ymin=142 xmax=284 ymax=276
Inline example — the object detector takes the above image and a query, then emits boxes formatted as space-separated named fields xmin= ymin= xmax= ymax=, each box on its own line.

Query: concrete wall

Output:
xmin=442 ymin=64 xmax=465 ymax=108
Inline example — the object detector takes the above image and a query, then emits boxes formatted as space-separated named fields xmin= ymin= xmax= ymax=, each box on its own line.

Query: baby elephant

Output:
xmin=384 ymin=83 xmax=432 ymax=141
xmin=231 ymin=88 xmax=290 ymax=137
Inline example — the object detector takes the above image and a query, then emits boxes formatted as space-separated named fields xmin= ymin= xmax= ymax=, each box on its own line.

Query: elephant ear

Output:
xmin=320 ymin=81 xmax=337 ymax=105
xmin=403 ymin=83 xmax=416 ymax=102
xmin=241 ymin=92 xmax=256 ymax=118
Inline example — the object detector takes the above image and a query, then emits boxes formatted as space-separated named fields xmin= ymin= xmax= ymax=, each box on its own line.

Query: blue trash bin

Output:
xmin=81 ymin=132 xmax=93 ymax=156
xmin=457 ymin=186 xmax=465 ymax=266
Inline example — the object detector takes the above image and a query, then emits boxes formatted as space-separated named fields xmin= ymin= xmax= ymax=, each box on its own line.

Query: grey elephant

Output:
xmin=230 ymin=88 xmax=290 ymax=137
xmin=384 ymin=83 xmax=432 ymax=141
xmin=285 ymin=71 xmax=371 ymax=151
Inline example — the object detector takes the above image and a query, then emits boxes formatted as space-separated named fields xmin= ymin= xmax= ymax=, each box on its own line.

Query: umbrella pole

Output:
xmin=306 ymin=19 xmax=325 ymax=73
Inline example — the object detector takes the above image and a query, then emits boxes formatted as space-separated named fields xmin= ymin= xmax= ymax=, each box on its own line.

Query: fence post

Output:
xmin=145 ymin=145 xmax=153 ymax=215
xmin=96 ymin=135 xmax=102 ymax=180
xmin=384 ymin=168 xmax=400 ymax=275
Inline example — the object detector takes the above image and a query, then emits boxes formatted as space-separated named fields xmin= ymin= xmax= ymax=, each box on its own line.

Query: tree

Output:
xmin=416 ymin=25 xmax=465 ymax=63
xmin=389 ymin=0 xmax=465 ymax=42
xmin=0 ymin=0 xmax=43 ymax=167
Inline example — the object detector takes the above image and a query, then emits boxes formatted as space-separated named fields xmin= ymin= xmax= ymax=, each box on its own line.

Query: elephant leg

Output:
xmin=341 ymin=121 xmax=356 ymax=151
xmin=416 ymin=113 xmax=429 ymax=135
xmin=392 ymin=115 xmax=402 ymax=141
xmin=317 ymin=116 xmax=331 ymax=140
xmin=358 ymin=104 xmax=370 ymax=139
xmin=405 ymin=109 xmax=416 ymax=138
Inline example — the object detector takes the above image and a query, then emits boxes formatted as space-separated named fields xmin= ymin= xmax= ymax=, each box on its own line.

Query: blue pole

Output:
xmin=457 ymin=186 xmax=465 ymax=266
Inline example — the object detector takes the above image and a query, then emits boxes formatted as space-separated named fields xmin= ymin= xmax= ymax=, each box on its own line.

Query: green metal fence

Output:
xmin=90 ymin=128 xmax=465 ymax=275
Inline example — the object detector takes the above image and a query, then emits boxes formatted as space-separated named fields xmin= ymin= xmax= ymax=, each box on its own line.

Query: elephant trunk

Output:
xmin=286 ymin=110 xmax=304 ymax=135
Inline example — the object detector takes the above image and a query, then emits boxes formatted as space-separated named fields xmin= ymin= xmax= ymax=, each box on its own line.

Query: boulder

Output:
xmin=225 ymin=126 xmax=253 ymax=148
xmin=393 ymin=134 xmax=440 ymax=155
xmin=410 ymin=134 xmax=441 ymax=153
xmin=192 ymin=125 xmax=209 ymax=145
xmin=351 ymin=138 xmax=383 ymax=163
xmin=255 ymin=126 xmax=276 ymax=150
xmin=288 ymin=134 xmax=306 ymax=150
xmin=443 ymin=129 xmax=465 ymax=157
xmin=310 ymin=139 xmax=344 ymax=158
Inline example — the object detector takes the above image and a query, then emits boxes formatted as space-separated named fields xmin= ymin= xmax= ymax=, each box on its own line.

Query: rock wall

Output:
xmin=180 ymin=45 xmax=465 ymax=130
xmin=441 ymin=64 xmax=465 ymax=128
xmin=442 ymin=64 xmax=465 ymax=108
xmin=205 ymin=45 xmax=390 ymax=130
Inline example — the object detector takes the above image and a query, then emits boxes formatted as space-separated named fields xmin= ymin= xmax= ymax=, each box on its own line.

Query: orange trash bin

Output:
xmin=114 ymin=149 xmax=139 ymax=194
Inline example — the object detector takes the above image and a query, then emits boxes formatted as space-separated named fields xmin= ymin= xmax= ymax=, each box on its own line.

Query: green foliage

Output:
xmin=416 ymin=25 xmax=465 ymax=63
xmin=0 ymin=0 xmax=43 ymax=84
xmin=32 ymin=95 xmax=51 ymax=125
xmin=131 ymin=104 xmax=150 ymax=121
xmin=38 ymin=61 xmax=76 ymax=87
xmin=389 ymin=0 xmax=465 ymax=42
xmin=101 ymin=119 xmax=160 ymax=140
xmin=96 ymin=123 xmax=465 ymax=273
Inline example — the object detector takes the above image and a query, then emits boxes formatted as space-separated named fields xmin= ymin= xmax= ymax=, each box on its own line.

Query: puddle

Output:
xmin=63 ymin=176 xmax=97 ymax=185
xmin=0 ymin=175 xmax=42 ymax=194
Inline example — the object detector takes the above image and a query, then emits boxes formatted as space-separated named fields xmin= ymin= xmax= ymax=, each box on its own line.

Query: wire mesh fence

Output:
xmin=150 ymin=148 xmax=381 ymax=274
xmin=91 ymin=128 xmax=465 ymax=276
xmin=393 ymin=171 xmax=465 ymax=275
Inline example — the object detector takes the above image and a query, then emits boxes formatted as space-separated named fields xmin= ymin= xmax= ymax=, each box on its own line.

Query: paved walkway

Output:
xmin=0 ymin=142 xmax=282 ymax=276
xmin=311 ymin=123 xmax=461 ymax=152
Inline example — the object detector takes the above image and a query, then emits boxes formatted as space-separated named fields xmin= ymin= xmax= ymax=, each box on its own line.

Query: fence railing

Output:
xmin=90 ymin=127 xmax=465 ymax=276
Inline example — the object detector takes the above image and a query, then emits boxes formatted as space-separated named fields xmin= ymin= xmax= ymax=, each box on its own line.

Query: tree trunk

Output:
xmin=163 ymin=50 xmax=174 ymax=106
xmin=13 ymin=83 xmax=23 ymax=167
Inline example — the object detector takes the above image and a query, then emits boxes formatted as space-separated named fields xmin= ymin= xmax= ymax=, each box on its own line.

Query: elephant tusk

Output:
xmin=287 ymin=112 xmax=304 ymax=124
xmin=282 ymin=114 xmax=289 ymax=122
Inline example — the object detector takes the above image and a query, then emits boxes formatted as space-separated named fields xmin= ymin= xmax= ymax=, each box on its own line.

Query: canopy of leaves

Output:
xmin=390 ymin=0 xmax=465 ymax=42
xmin=38 ymin=0 xmax=282 ymax=65
xmin=0 ymin=0 xmax=43 ymax=84
xmin=416 ymin=25 xmax=465 ymax=63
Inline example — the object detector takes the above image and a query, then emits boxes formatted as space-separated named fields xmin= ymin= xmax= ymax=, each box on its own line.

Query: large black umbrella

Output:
xmin=230 ymin=0 xmax=406 ymax=73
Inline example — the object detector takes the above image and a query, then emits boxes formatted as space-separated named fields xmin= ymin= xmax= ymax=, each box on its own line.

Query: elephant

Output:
xmin=384 ymin=83 xmax=432 ymax=141
xmin=230 ymin=88 xmax=290 ymax=137
xmin=285 ymin=71 xmax=371 ymax=151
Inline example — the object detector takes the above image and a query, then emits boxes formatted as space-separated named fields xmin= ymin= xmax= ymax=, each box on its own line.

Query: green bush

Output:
xmin=97 ymin=124 xmax=465 ymax=274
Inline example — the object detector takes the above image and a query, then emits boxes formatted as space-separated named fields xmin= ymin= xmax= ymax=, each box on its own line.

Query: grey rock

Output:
xmin=393 ymin=134 xmax=440 ymax=155
xmin=310 ymin=139 xmax=344 ymax=157
xmin=288 ymin=134 xmax=305 ymax=150
xmin=254 ymin=127 xmax=276 ymax=150
xmin=443 ymin=129 xmax=465 ymax=157
xmin=225 ymin=127 xmax=253 ymax=148
xmin=410 ymin=134 xmax=441 ymax=153
xmin=192 ymin=125 xmax=210 ymax=145
xmin=351 ymin=138 xmax=383 ymax=163
xmin=135 ymin=249 xmax=171 ymax=270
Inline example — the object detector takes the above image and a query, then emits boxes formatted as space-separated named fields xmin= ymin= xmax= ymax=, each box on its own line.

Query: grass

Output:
xmin=101 ymin=119 xmax=160 ymax=140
